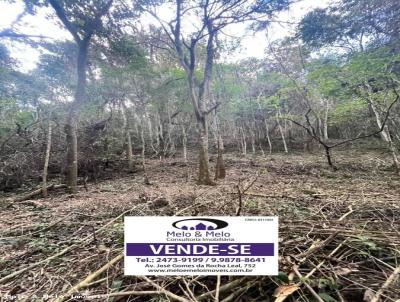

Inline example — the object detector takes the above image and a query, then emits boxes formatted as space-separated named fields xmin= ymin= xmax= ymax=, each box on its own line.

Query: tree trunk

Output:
xmin=370 ymin=100 xmax=400 ymax=172
xmin=215 ymin=134 xmax=226 ymax=180
xmin=264 ymin=120 xmax=272 ymax=154
xmin=148 ymin=115 xmax=156 ymax=155
xmin=324 ymin=100 xmax=329 ymax=140
xmin=121 ymin=102 xmax=134 ymax=172
xmin=126 ymin=133 xmax=134 ymax=171
xmin=155 ymin=115 xmax=160 ymax=155
xmin=257 ymin=98 xmax=272 ymax=154
xmin=240 ymin=125 xmax=247 ymax=156
xmin=324 ymin=145 xmax=336 ymax=170
xmin=197 ymin=117 xmax=214 ymax=185
xmin=249 ymin=127 xmax=256 ymax=155
xmin=65 ymin=118 xmax=78 ymax=193
xmin=257 ymin=125 xmax=265 ymax=156
xmin=173 ymin=6 xmax=216 ymax=185
xmin=276 ymin=110 xmax=288 ymax=153
xmin=181 ymin=124 xmax=190 ymax=182
xmin=167 ymin=109 xmax=175 ymax=156
xmin=141 ymin=126 xmax=146 ymax=169
xmin=214 ymin=131 xmax=226 ymax=181
xmin=317 ymin=116 xmax=323 ymax=138
xmin=183 ymin=55 xmax=214 ymax=184
xmin=42 ymin=121 xmax=52 ymax=197
xmin=212 ymin=109 xmax=226 ymax=180
xmin=65 ymin=40 xmax=88 ymax=193
xmin=158 ymin=117 xmax=166 ymax=159
xmin=181 ymin=125 xmax=188 ymax=163
xmin=141 ymin=123 xmax=150 ymax=185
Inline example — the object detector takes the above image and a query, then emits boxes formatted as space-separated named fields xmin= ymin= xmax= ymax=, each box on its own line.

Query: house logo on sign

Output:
xmin=172 ymin=218 xmax=228 ymax=231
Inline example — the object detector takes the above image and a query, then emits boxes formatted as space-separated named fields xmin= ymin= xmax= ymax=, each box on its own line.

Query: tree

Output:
xmin=299 ymin=0 xmax=400 ymax=51
xmin=142 ymin=0 xmax=290 ymax=184
xmin=298 ymin=1 xmax=400 ymax=170
xmin=96 ymin=35 xmax=149 ymax=171
xmin=40 ymin=0 xmax=114 ymax=192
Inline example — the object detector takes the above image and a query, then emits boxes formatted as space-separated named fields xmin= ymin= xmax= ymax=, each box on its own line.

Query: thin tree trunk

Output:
xmin=181 ymin=125 xmax=188 ymax=163
xmin=257 ymin=98 xmax=272 ymax=154
xmin=317 ymin=116 xmax=323 ymax=138
xmin=158 ymin=114 xmax=166 ymax=159
xmin=276 ymin=109 xmax=288 ymax=153
xmin=249 ymin=127 xmax=256 ymax=155
xmin=265 ymin=120 xmax=272 ymax=154
xmin=121 ymin=102 xmax=134 ymax=172
xmin=66 ymin=41 xmax=88 ymax=193
xmin=215 ymin=134 xmax=226 ymax=180
xmin=181 ymin=124 xmax=190 ymax=182
xmin=141 ymin=123 xmax=150 ymax=185
xmin=370 ymin=100 xmax=400 ymax=172
xmin=324 ymin=100 xmax=329 ymax=140
xmin=257 ymin=125 xmax=265 ymax=156
xmin=42 ymin=121 xmax=52 ymax=197
xmin=126 ymin=133 xmax=134 ymax=170
xmin=197 ymin=117 xmax=214 ymax=185
xmin=65 ymin=117 xmax=78 ymax=193
xmin=167 ymin=112 xmax=175 ymax=156
xmin=324 ymin=145 xmax=336 ymax=170
xmin=141 ymin=126 xmax=146 ymax=168
xmin=240 ymin=125 xmax=247 ymax=156
xmin=232 ymin=126 xmax=240 ymax=153
xmin=249 ymin=104 xmax=261 ymax=156
xmin=155 ymin=114 xmax=160 ymax=155
xmin=214 ymin=113 xmax=226 ymax=180
xmin=148 ymin=115 xmax=156 ymax=155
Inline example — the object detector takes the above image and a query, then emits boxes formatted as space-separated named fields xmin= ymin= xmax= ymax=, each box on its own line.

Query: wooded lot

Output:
xmin=0 ymin=0 xmax=399 ymax=301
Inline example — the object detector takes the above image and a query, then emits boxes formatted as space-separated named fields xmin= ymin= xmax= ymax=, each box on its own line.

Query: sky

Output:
xmin=0 ymin=0 xmax=330 ymax=72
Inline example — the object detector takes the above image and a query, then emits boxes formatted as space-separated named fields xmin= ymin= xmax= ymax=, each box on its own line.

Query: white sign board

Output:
xmin=125 ymin=216 xmax=278 ymax=275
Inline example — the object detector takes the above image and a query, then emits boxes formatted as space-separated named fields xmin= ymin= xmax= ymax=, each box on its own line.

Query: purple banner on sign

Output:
xmin=126 ymin=243 xmax=274 ymax=256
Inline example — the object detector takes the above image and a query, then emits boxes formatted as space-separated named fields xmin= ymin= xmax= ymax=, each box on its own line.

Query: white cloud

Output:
xmin=227 ymin=0 xmax=331 ymax=60
xmin=0 ymin=2 xmax=68 ymax=72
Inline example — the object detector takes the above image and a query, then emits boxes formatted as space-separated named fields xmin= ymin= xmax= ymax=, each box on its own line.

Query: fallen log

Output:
xmin=53 ymin=253 xmax=124 ymax=302
xmin=139 ymin=276 xmax=191 ymax=302
xmin=7 ymin=184 xmax=66 ymax=202
xmin=228 ymin=191 xmax=298 ymax=200
xmin=370 ymin=265 xmax=400 ymax=302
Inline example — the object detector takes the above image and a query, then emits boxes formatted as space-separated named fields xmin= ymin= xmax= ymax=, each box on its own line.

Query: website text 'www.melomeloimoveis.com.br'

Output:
xmin=147 ymin=268 xmax=253 ymax=273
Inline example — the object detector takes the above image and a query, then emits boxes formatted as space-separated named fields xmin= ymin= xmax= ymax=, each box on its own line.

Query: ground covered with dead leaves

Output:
xmin=0 ymin=149 xmax=399 ymax=302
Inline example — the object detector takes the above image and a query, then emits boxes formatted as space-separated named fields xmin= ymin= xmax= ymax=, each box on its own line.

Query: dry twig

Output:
xmin=53 ymin=253 xmax=123 ymax=302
